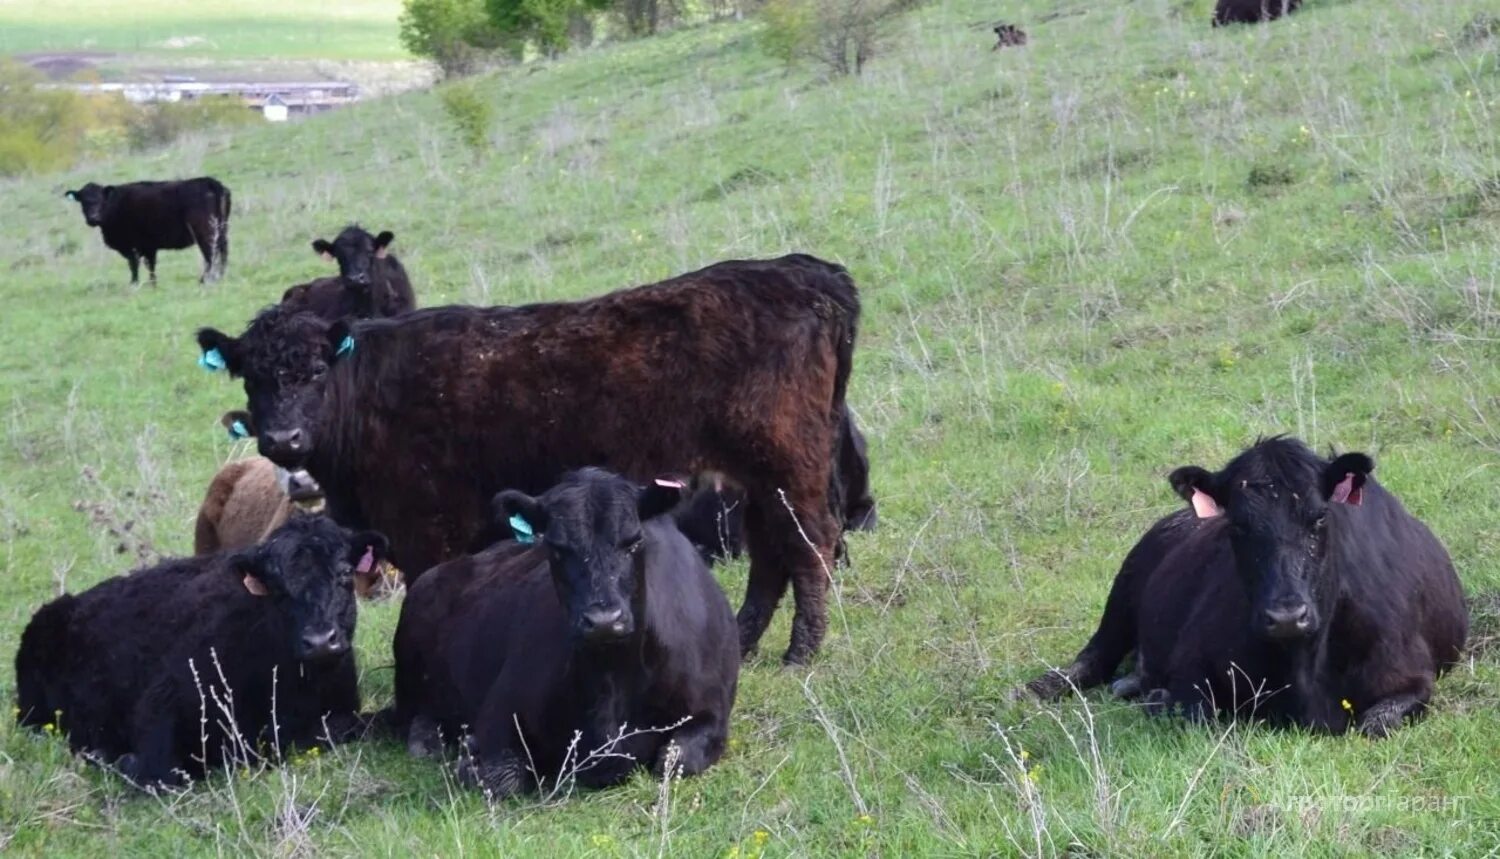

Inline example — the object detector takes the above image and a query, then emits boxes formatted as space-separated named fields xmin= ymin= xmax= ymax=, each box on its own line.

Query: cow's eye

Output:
xmin=622 ymin=534 xmax=644 ymax=553
xmin=311 ymin=363 xmax=328 ymax=379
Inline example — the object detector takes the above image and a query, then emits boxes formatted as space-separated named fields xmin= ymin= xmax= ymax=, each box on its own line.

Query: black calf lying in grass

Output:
xmin=390 ymin=468 xmax=739 ymax=799
xmin=1028 ymin=437 xmax=1468 ymax=737
xmin=15 ymin=516 xmax=387 ymax=788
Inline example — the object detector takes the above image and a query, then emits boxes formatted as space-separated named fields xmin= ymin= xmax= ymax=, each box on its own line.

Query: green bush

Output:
xmin=400 ymin=0 xmax=514 ymax=77
xmin=0 ymin=61 xmax=92 ymax=177
xmin=757 ymin=0 xmax=814 ymax=68
xmin=440 ymin=83 xmax=494 ymax=157
xmin=757 ymin=0 xmax=923 ymax=76
xmin=124 ymin=97 xmax=257 ymax=153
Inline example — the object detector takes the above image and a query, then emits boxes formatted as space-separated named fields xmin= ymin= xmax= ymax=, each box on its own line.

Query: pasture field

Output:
xmin=0 ymin=0 xmax=403 ymax=60
xmin=2 ymin=0 xmax=1500 ymax=855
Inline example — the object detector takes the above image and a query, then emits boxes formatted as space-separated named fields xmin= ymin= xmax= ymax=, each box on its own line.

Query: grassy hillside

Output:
xmin=0 ymin=0 xmax=403 ymax=60
xmin=3 ymin=0 xmax=1500 ymax=855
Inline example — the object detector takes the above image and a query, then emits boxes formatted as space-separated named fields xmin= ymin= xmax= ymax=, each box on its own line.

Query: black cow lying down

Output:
xmin=280 ymin=226 xmax=416 ymax=321
xmin=1027 ymin=437 xmax=1467 ymax=737
xmin=675 ymin=408 xmax=878 ymax=565
xmin=196 ymin=253 xmax=858 ymax=665
xmin=1213 ymin=0 xmax=1300 ymax=26
xmin=64 ymin=178 xmax=230 ymax=284
xmin=15 ymin=516 xmax=387 ymax=788
xmin=389 ymin=469 xmax=739 ymax=799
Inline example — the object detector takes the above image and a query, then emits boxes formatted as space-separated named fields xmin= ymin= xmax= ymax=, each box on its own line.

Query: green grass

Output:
xmin=3 ymin=0 xmax=1500 ymax=855
xmin=0 ymin=0 xmax=403 ymax=60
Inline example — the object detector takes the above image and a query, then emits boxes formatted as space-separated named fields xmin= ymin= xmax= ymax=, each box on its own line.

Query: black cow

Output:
xmin=64 ymin=178 xmax=230 ymax=284
xmin=389 ymin=469 xmax=738 ymax=799
xmin=1214 ymin=0 xmax=1300 ymax=26
xmin=1027 ymin=437 xmax=1468 ymax=737
xmin=195 ymin=254 xmax=859 ymax=665
xmin=675 ymin=408 xmax=878 ymax=565
xmin=283 ymin=226 xmax=415 ymax=320
xmin=15 ymin=516 xmax=387 ymax=788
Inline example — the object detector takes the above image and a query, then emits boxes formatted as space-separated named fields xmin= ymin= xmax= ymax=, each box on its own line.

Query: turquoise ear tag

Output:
xmin=509 ymin=513 xmax=535 ymax=544
xmin=228 ymin=420 xmax=249 ymax=440
xmin=199 ymin=347 xmax=226 ymax=371
xmin=335 ymin=335 xmax=355 ymax=358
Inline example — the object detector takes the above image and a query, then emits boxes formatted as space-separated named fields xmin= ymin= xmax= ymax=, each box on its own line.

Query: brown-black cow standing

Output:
xmin=1027 ymin=437 xmax=1468 ymax=738
xmin=64 ymin=178 xmax=230 ymax=284
xmin=390 ymin=469 xmax=739 ymax=798
xmin=195 ymin=254 xmax=858 ymax=665
xmin=1213 ymin=0 xmax=1300 ymax=26
xmin=280 ymin=226 xmax=415 ymax=321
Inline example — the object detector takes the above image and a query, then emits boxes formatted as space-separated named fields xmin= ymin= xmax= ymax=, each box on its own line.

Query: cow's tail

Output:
xmin=15 ymin=595 xmax=77 ymax=728
xmin=214 ymin=184 xmax=231 ymax=276
xmin=790 ymin=254 xmax=861 ymax=555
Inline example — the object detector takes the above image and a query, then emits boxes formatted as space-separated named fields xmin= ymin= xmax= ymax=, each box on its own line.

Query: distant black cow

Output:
xmin=390 ymin=469 xmax=738 ymax=799
xmin=1027 ymin=437 xmax=1468 ymax=737
xmin=992 ymin=23 xmax=1028 ymax=49
xmin=1214 ymin=0 xmax=1300 ymax=26
xmin=195 ymin=254 xmax=859 ymax=665
xmin=64 ymin=178 xmax=230 ymax=284
xmin=281 ymin=226 xmax=415 ymax=320
xmin=675 ymin=409 xmax=878 ymax=564
xmin=15 ymin=516 xmax=387 ymax=787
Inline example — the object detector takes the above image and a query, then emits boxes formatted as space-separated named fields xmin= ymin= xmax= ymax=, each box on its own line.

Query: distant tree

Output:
xmin=758 ymin=0 xmax=925 ymax=77
xmin=400 ymin=0 xmax=512 ymax=77
xmin=483 ymin=0 xmax=612 ymax=54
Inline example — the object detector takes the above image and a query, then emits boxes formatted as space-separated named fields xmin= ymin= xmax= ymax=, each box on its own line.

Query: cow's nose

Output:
xmin=580 ymin=607 xmax=627 ymax=639
xmin=264 ymin=429 xmax=305 ymax=452
xmin=347 ymin=272 xmax=372 ymax=285
xmin=1263 ymin=603 xmax=1311 ymax=639
xmin=301 ymin=627 xmax=346 ymax=660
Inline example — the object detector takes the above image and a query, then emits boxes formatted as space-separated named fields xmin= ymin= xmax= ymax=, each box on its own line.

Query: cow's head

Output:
xmin=196 ymin=306 xmax=354 ymax=466
xmin=64 ymin=183 xmax=110 ymax=227
xmin=494 ymin=469 xmax=685 ymax=645
xmin=1170 ymin=437 xmax=1372 ymax=644
xmin=230 ymin=515 xmax=387 ymax=663
xmin=312 ymin=226 xmax=394 ymax=292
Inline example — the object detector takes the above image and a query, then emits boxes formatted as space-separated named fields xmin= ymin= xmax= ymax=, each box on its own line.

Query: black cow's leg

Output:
xmin=123 ymin=250 xmax=140 ymax=285
xmin=1356 ymin=694 xmax=1428 ymax=738
xmin=783 ymin=503 xmax=837 ymax=666
xmin=736 ymin=501 xmax=790 ymax=659
xmin=120 ymin=693 xmax=185 ymax=789
xmin=656 ymin=717 xmax=727 ymax=778
xmin=195 ymin=228 xmax=216 ymax=283
xmin=1026 ymin=590 xmax=1138 ymax=700
xmin=143 ymin=249 xmax=158 ymax=285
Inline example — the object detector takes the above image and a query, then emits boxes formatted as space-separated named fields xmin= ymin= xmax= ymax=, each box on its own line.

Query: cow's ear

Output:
xmin=327 ymin=319 xmax=356 ymax=362
xmin=312 ymin=239 xmax=335 ymax=262
xmin=347 ymin=530 xmax=389 ymax=575
xmin=230 ymin=550 xmax=272 ymax=597
xmin=374 ymin=231 xmax=394 ymax=259
xmin=196 ymin=327 xmax=239 ymax=375
xmin=1169 ymin=465 xmax=1223 ymax=519
xmin=639 ymin=476 xmax=688 ymax=521
xmin=1322 ymin=453 xmax=1373 ymax=506
xmin=220 ymin=410 xmax=254 ymax=439
xmin=493 ymin=490 xmax=547 ymax=544
xmin=64 ymin=190 xmax=77 ymax=201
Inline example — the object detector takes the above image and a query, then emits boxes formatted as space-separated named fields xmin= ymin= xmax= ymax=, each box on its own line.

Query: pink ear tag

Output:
xmin=243 ymin=575 xmax=270 ymax=596
xmin=356 ymin=546 xmax=375 ymax=573
xmin=1330 ymin=473 xmax=1362 ymax=506
xmin=1191 ymin=488 xmax=1223 ymax=519
xmin=655 ymin=478 xmax=687 ymax=490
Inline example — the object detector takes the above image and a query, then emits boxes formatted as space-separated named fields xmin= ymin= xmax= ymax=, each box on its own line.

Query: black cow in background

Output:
xmin=286 ymin=226 xmax=415 ymax=320
xmin=64 ymin=178 xmax=230 ymax=284
xmin=675 ymin=408 xmax=878 ymax=565
xmin=1027 ymin=437 xmax=1468 ymax=738
xmin=15 ymin=516 xmax=387 ymax=788
xmin=1214 ymin=0 xmax=1301 ymax=26
xmin=389 ymin=469 xmax=739 ymax=799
